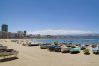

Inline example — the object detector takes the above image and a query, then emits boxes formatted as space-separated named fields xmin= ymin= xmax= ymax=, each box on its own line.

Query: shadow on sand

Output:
xmin=0 ymin=57 xmax=19 ymax=62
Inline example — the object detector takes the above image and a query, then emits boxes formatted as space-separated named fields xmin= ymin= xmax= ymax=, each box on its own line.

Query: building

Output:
xmin=0 ymin=24 xmax=8 ymax=39
xmin=16 ymin=31 xmax=25 ymax=39
xmin=23 ymin=30 xmax=27 ymax=37
xmin=0 ymin=24 xmax=27 ymax=39
xmin=1 ymin=24 xmax=8 ymax=32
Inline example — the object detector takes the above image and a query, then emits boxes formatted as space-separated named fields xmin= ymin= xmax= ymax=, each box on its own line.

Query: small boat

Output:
xmin=0 ymin=46 xmax=7 ymax=50
xmin=70 ymin=46 xmax=80 ymax=54
xmin=48 ymin=45 xmax=56 ymax=51
xmin=40 ymin=45 xmax=48 ymax=49
xmin=54 ymin=46 xmax=61 ymax=52
xmin=80 ymin=44 xmax=86 ymax=50
xmin=28 ymin=44 xmax=39 ymax=46
xmin=0 ymin=45 xmax=19 ymax=59
xmin=48 ymin=45 xmax=61 ymax=52
xmin=28 ymin=42 xmax=40 ymax=46
xmin=92 ymin=45 xmax=99 ymax=54
xmin=40 ymin=44 xmax=51 ymax=49
xmin=40 ymin=43 xmax=51 ymax=46
xmin=61 ymin=45 xmax=70 ymax=53
xmin=83 ymin=48 xmax=90 ymax=55
xmin=48 ymin=45 xmax=57 ymax=52
xmin=0 ymin=49 xmax=19 ymax=59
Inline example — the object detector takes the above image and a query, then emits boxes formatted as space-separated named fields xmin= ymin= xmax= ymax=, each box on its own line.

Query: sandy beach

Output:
xmin=0 ymin=39 xmax=99 ymax=66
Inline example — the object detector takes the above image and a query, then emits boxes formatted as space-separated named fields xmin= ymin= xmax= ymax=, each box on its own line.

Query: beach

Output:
xmin=0 ymin=39 xmax=99 ymax=66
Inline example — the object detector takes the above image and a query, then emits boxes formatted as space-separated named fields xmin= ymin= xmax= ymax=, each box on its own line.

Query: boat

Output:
xmin=0 ymin=44 xmax=19 ymax=59
xmin=0 ymin=49 xmax=19 ymax=58
xmin=80 ymin=44 xmax=86 ymax=50
xmin=83 ymin=48 xmax=90 ymax=55
xmin=54 ymin=46 xmax=61 ymax=52
xmin=92 ymin=45 xmax=99 ymax=54
xmin=40 ymin=43 xmax=51 ymax=49
xmin=70 ymin=46 xmax=80 ymax=54
xmin=28 ymin=42 xmax=40 ymax=46
xmin=0 ymin=46 xmax=7 ymax=50
xmin=61 ymin=44 xmax=70 ymax=53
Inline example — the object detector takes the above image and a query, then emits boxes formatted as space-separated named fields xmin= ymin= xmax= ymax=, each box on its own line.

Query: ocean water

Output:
xmin=32 ymin=39 xmax=99 ymax=45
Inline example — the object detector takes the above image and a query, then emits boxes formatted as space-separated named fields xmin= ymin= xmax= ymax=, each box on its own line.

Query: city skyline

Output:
xmin=0 ymin=0 xmax=99 ymax=35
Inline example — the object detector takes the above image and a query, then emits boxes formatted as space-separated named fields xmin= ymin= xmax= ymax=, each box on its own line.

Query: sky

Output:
xmin=0 ymin=0 xmax=99 ymax=35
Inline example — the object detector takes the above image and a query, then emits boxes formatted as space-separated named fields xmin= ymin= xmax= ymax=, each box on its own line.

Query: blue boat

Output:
xmin=54 ymin=46 xmax=61 ymax=52
xmin=48 ymin=45 xmax=61 ymax=52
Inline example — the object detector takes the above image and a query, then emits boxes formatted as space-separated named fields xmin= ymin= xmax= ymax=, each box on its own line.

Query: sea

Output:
xmin=32 ymin=39 xmax=99 ymax=45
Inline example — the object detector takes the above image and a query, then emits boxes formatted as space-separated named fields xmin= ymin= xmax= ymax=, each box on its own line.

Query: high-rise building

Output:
xmin=24 ymin=30 xmax=27 ymax=37
xmin=1 ymin=24 xmax=8 ymax=32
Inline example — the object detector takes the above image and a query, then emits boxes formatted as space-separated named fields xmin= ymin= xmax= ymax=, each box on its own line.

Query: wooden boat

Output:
xmin=70 ymin=46 xmax=80 ymax=54
xmin=40 ymin=44 xmax=51 ymax=49
xmin=54 ymin=46 xmax=61 ymax=52
xmin=61 ymin=45 xmax=70 ymax=53
xmin=0 ymin=49 xmax=19 ymax=59
xmin=83 ymin=49 xmax=90 ymax=55
xmin=80 ymin=45 xmax=86 ymax=50
xmin=92 ymin=46 xmax=99 ymax=54
xmin=0 ymin=46 xmax=7 ymax=50
xmin=28 ymin=44 xmax=39 ymax=46
xmin=28 ymin=42 xmax=39 ymax=46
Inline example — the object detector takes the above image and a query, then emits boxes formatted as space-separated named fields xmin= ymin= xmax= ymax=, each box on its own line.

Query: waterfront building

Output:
xmin=1 ymin=24 xmax=8 ymax=32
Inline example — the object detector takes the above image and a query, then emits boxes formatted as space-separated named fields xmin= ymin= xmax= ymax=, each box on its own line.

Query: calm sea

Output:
xmin=32 ymin=39 xmax=99 ymax=45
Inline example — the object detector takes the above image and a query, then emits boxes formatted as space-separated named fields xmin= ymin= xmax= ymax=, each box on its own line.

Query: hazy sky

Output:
xmin=0 ymin=0 xmax=99 ymax=35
